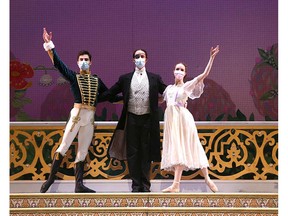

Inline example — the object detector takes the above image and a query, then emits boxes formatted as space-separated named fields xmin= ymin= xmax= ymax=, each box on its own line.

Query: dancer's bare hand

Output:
xmin=210 ymin=45 xmax=220 ymax=58
xmin=43 ymin=27 xmax=52 ymax=43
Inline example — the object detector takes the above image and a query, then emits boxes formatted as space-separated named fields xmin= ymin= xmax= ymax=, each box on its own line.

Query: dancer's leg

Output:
xmin=74 ymin=116 xmax=95 ymax=193
xmin=201 ymin=167 xmax=218 ymax=192
xmin=162 ymin=165 xmax=183 ymax=193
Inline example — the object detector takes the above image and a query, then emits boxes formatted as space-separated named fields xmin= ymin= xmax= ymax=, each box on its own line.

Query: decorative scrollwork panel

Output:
xmin=10 ymin=123 xmax=278 ymax=181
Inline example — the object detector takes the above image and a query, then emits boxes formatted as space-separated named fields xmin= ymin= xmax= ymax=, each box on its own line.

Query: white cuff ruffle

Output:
xmin=43 ymin=41 xmax=55 ymax=51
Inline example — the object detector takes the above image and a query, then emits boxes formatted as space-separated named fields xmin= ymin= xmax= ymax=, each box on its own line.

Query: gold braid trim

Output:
xmin=70 ymin=108 xmax=81 ymax=132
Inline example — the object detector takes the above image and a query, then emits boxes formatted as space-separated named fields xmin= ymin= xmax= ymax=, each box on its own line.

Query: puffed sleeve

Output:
xmin=183 ymin=77 xmax=205 ymax=100
xmin=163 ymin=85 xmax=172 ymax=101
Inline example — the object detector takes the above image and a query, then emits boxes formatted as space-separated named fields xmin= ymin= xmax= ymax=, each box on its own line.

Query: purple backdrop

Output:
xmin=10 ymin=0 xmax=278 ymax=121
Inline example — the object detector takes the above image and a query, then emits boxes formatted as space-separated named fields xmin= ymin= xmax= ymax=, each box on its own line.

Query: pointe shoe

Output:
xmin=205 ymin=179 xmax=218 ymax=193
xmin=162 ymin=185 xmax=180 ymax=193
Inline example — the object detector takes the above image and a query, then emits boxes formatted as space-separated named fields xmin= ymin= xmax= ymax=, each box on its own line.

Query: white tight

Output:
xmin=56 ymin=107 xmax=94 ymax=163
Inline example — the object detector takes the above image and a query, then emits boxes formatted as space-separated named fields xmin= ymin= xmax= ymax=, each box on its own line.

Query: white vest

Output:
xmin=128 ymin=72 xmax=150 ymax=115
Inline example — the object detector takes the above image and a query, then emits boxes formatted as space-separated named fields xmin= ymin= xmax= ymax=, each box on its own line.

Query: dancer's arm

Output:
xmin=184 ymin=45 xmax=219 ymax=93
xmin=195 ymin=45 xmax=219 ymax=84
xmin=43 ymin=27 xmax=54 ymax=63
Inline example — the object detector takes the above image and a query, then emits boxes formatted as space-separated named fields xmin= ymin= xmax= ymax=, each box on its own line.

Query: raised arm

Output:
xmin=183 ymin=45 xmax=219 ymax=95
xmin=43 ymin=27 xmax=54 ymax=63
xmin=195 ymin=45 xmax=219 ymax=84
xmin=42 ymin=28 xmax=76 ymax=82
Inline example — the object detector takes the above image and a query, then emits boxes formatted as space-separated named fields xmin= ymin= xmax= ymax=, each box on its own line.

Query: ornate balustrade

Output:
xmin=10 ymin=121 xmax=278 ymax=181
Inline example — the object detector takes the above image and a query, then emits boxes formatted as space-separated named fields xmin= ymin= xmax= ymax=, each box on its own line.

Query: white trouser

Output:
xmin=56 ymin=107 xmax=94 ymax=163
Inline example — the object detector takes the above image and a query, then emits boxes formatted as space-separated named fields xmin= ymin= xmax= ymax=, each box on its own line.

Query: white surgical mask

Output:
xmin=78 ymin=61 xmax=90 ymax=71
xmin=135 ymin=59 xmax=145 ymax=69
xmin=174 ymin=70 xmax=185 ymax=79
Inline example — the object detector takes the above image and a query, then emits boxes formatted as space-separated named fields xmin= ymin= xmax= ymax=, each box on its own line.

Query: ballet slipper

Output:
xmin=205 ymin=179 xmax=218 ymax=193
xmin=162 ymin=182 xmax=180 ymax=193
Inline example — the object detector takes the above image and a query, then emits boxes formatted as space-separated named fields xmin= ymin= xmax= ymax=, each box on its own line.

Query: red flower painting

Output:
xmin=10 ymin=60 xmax=34 ymax=120
xmin=10 ymin=60 xmax=34 ymax=90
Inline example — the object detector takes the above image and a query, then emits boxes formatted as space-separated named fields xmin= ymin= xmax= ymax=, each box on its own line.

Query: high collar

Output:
xmin=80 ymin=70 xmax=91 ymax=75
xmin=135 ymin=67 xmax=146 ymax=74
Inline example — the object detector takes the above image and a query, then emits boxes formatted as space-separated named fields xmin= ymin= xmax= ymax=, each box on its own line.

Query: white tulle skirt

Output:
xmin=161 ymin=105 xmax=209 ymax=172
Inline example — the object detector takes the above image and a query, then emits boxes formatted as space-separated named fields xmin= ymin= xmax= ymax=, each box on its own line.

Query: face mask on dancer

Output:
xmin=135 ymin=58 xmax=145 ymax=69
xmin=174 ymin=70 xmax=185 ymax=80
xmin=78 ymin=61 xmax=90 ymax=71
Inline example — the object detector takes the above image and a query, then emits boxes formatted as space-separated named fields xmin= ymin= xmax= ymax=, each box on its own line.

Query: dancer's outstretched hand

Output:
xmin=43 ymin=27 xmax=52 ymax=43
xmin=210 ymin=45 xmax=220 ymax=58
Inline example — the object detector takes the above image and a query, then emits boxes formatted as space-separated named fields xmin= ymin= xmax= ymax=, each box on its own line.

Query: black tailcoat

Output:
xmin=105 ymin=71 xmax=166 ymax=162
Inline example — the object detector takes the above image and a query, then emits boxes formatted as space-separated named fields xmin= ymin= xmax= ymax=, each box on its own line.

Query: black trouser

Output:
xmin=126 ymin=112 xmax=151 ymax=192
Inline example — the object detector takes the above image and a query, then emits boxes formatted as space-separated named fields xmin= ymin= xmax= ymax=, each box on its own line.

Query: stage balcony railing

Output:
xmin=10 ymin=121 xmax=278 ymax=181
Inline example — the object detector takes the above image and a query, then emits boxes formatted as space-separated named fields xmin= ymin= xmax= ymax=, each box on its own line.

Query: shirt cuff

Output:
xmin=43 ymin=41 xmax=55 ymax=51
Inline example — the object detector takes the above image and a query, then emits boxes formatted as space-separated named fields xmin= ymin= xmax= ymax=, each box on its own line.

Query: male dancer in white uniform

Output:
xmin=40 ymin=28 xmax=119 ymax=193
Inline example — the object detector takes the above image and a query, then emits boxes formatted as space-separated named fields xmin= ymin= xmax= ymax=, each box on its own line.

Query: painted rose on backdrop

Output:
xmin=186 ymin=78 xmax=236 ymax=121
xmin=250 ymin=43 xmax=278 ymax=120
xmin=10 ymin=58 xmax=34 ymax=120
xmin=40 ymin=84 xmax=73 ymax=121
